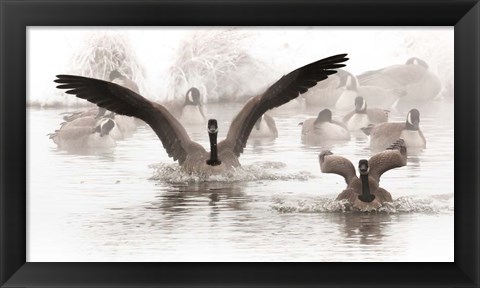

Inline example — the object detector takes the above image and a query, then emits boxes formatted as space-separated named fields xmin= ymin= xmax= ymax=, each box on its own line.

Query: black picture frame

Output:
xmin=1 ymin=0 xmax=478 ymax=287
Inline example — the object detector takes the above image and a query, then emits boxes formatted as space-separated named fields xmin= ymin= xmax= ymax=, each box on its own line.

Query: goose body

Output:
xmin=49 ymin=117 xmax=117 ymax=150
xmin=301 ymin=109 xmax=350 ymax=144
xmin=363 ymin=109 xmax=426 ymax=150
xmin=55 ymin=54 xmax=349 ymax=174
xmin=357 ymin=57 xmax=441 ymax=103
xmin=319 ymin=139 xmax=407 ymax=211
xmin=342 ymin=96 xmax=388 ymax=133
xmin=302 ymin=69 xmax=350 ymax=108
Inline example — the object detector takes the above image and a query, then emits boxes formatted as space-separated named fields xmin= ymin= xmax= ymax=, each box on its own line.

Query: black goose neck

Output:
xmin=359 ymin=173 xmax=375 ymax=203
xmin=207 ymin=132 xmax=221 ymax=166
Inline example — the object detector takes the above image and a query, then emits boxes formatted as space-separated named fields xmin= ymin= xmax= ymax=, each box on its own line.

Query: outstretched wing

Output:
xmin=319 ymin=150 xmax=356 ymax=184
xmin=54 ymin=75 xmax=196 ymax=164
xmin=219 ymin=53 xmax=349 ymax=156
xmin=368 ymin=138 xmax=407 ymax=182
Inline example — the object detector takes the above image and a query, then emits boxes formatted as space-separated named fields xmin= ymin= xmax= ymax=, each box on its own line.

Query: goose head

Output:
xmin=314 ymin=109 xmax=333 ymax=125
xmin=405 ymin=109 xmax=420 ymax=130
xmin=358 ymin=159 xmax=375 ymax=203
xmin=358 ymin=159 xmax=369 ymax=175
xmin=206 ymin=119 xmax=221 ymax=166
xmin=354 ymin=96 xmax=367 ymax=113
xmin=185 ymin=87 xmax=202 ymax=106
xmin=94 ymin=118 xmax=116 ymax=137
xmin=406 ymin=57 xmax=429 ymax=69
xmin=109 ymin=70 xmax=123 ymax=81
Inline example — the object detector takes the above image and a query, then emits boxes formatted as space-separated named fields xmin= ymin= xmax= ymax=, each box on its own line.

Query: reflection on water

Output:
xmin=27 ymin=100 xmax=454 ymax=262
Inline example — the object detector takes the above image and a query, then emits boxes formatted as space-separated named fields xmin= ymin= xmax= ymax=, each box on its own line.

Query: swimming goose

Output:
xmin=248 ymin=114 xmax=278 ymax=139
xmin=319 ymin=139 xmax=407 ymax=211
xmin=335 ymin=72 xmax=405 ymax=111
xmin=49 ymin=117 xmax=117 ymax=150
xmin=342 ymin=96 xmax=388 ymax=132
xmin=55 ymin=53 xmax=348 ymax=174
xmin=179 ymin=87 xmax=207 ymax=125
xmin=301 ymin=109 xmax=350 ymax=144
xmin=362 ymin=108 xmax=426 ymax=150
xmin=356 ymin=57 xmax=441 ymax=103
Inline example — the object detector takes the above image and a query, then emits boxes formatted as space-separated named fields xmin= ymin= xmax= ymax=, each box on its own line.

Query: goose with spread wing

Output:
xmin=319 ymin=139 xmax=407 ymax=211
xmin=55 ymin=54 xmax=348 ymax=174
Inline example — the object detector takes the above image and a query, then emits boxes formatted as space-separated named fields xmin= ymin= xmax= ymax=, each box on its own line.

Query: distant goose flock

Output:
xmin=51 ymin=54 xmax=440 ymax=210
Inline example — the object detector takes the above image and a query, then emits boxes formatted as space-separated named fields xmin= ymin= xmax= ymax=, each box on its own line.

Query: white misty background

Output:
xmin=27 ymin=27 xmax=453 ymax=107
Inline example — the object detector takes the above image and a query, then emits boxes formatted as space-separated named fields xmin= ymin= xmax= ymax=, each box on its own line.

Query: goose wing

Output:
xmin=219 ymin=53 xmax=349 ymax=156
xmin=368 ymin=138 xmax=407 ymax=182
xmin=319 ymin=150 xmax=356 ymax=184
xmin=54 ymin=75 xmax=195 ymax=164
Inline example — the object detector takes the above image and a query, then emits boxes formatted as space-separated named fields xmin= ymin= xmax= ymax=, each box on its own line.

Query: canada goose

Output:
xmin=362 ymin=108 xmax=426 ymax=150
xmin=302 ymin=69 xmax=350 ymax=108
xmin=55 ymin=54 xmax=348 ymax=174
xmin=179 ymin=87 xmax=207 ymax=125
xmin=335 ymin=72 xmax=405 ymax=111
xmin=319 ymin=139 xmax=407 ymax=211
xmin=301 ymin=109 xmax=350 ymax=144
xmin=357 ymin=57 xmax=441 ymax=103
xmin=342 ymin=96 xmax=388 ymax=132
xmin=248 ymin=114 xmax=278 ymax=139
xmin=61 ymin=106 xmax=135 ymax=139
xmin=49 ymin=117 xmax=117 ymax=150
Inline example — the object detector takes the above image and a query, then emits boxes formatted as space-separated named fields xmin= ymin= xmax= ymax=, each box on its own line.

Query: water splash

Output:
xmin=271 ymin=194 xmax=454 ymax=214
xmin=149 ymin=161 xmax=315 ymax=184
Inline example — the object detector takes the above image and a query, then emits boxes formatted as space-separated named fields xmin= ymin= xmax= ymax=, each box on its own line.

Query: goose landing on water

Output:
xmin=55 ymin=54 xmax=349 ymax=175
xmin=319 ymin=139 xmax=407 ymax=211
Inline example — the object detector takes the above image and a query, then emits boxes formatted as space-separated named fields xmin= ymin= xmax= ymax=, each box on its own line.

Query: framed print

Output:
xmin=1 ymin=0 xmax=479 ymax=287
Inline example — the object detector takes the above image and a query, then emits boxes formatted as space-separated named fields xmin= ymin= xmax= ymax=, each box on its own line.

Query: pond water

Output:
xmin=27 ymin=99 xmax=454 ymax=262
